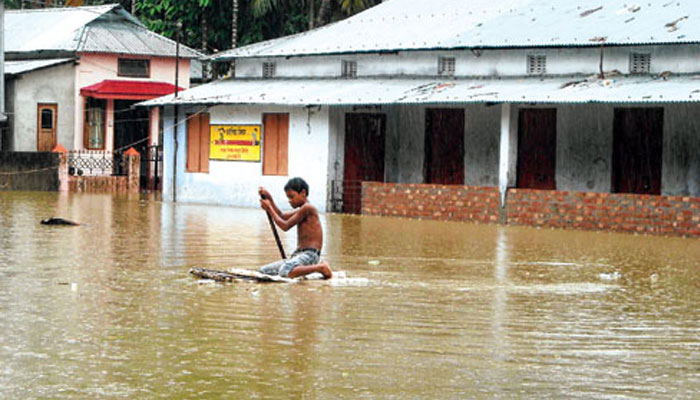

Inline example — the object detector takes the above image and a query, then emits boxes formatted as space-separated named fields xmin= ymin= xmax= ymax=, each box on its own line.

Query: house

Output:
xmin=2 ymin=4 xmax=201 ymax=189
xmin=143 ymin=0 xmax=700 ymax=236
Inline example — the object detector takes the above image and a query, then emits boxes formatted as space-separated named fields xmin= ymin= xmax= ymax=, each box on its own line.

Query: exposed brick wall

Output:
xmin=507 ymin=189 xmax=700 ymax=237
xmin=362 ymin=182 xmax=501 ymax=224
xmin=361 ymin=182 xmax=700 ymax=237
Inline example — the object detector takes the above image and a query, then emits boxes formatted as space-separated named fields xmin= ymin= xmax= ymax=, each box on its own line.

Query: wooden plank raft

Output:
xmin=189 ymin=266 xmax=322 ymax=283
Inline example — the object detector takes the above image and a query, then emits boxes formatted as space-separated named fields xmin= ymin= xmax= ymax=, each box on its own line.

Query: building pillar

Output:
xmin=125 ymin=147 xmax=140 ymax=192
xmin=498 ymin=103 xmax=518 ymax=209
xmin=52 ymin=144 xmax=69 ymax=192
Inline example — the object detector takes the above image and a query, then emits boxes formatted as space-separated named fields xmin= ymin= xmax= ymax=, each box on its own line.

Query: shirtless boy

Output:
xmin=258 ymin=177 xmax=333 ymax=279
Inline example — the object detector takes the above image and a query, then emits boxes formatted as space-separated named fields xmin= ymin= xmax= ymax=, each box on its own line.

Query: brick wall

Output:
xmin=361 ymin=182 xmax=700 ymax=237
xmin=362 ymin=182 xmax=501 ymax=224
xmin=507 ymin=189 xmax=700 ymax=236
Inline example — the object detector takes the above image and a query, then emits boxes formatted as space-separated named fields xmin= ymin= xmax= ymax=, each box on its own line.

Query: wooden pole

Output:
xmin=261 ymin=194 xmax=286 ymax=259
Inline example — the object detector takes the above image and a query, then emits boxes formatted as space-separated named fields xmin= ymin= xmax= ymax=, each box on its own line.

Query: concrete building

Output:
xmin=2 ymin=4 xmax=201 ymax=188
xmin=144 ymin=0 xmax=700 ymax=236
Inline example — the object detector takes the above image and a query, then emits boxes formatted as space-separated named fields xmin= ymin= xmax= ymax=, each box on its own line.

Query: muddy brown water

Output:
xmin=0 ymin=191 xmax=698 ymax=399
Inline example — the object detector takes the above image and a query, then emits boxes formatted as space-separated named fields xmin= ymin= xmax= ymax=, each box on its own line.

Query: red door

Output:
xmin=343 ymin=113 xmax=386 ymax=214
xmin=517 ymin=108 xmax=557 ymax=190
xmin=424 ymin=108 xmax=465 ymax=184
xmin=612 ymin=108 xmax=663 ymax=195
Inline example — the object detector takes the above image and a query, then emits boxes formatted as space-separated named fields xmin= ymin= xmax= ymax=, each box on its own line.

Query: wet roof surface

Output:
xmin=215 ymin=0 xmax=699 ymax=59
xmin=141 ymin=74 xmax=700 ymax=107
xmin=5 ymin=5 xmax=201 ymax=58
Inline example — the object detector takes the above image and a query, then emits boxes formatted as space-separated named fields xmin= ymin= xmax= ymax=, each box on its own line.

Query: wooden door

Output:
xmin=424 ymin=108 xmax=465 ymax=185
xmin=612 ymin=108 xmax=663 ymax=195
xmin=343 ymin=113 xmax=386 ymax=214
xmin=517 ymin=108 xmax=557 ymax=190
xmin=37 ymin=104 xmax=57 ymax=152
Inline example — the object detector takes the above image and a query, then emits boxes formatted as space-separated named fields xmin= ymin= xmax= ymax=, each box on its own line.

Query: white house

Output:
xmin=143 ymin=0 xmax=700 ymax=236
xmin=3 ymin=4 xmax=201 ymax=188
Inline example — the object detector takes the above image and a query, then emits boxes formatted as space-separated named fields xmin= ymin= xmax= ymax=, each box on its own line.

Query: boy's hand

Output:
xmin=260 ymin=198 xmax=272 ymax=211
xmin=258 ymin=187 xmax=271 ymax=200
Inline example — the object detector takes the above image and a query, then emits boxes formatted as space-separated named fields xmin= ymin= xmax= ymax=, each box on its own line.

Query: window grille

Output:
xmin=263 ymin=62 xmax=276 ymax=78
xmin=342 ymin=60 xmax=357 ymax=78
xmin=438 ymin=57 xmax=456 ymax=77
xmin=630 ymin=53 xmax=651 ymax=74
xmin=527 ymin=55 xmax=547 ymax=75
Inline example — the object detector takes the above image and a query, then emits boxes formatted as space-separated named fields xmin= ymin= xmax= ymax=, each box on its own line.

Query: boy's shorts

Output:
xmin=259 ymin=248 xmax=321 ymax=277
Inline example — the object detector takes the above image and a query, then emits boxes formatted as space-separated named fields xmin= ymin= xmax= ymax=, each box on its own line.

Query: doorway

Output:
xmin=517 ymin=108 xmax=557 ymax=190
xmin=343 ymin=113 xmax=386 ymax=214
xmin=37 ymin=104 xmax=57 ymax=152
xmin=612 ymin=108 xmax=663 ymax=195
xmin=424 ymin=108 xmax=465 ymax=185
xmin=114 ymin=100 xmax=150 ymax=188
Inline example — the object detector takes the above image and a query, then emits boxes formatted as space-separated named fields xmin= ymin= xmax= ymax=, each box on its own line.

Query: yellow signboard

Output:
xmin=210 ymin=125 xmax=262 ymax=162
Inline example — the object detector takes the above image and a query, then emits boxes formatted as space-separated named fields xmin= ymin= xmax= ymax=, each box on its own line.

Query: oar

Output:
xmin=261 ymin=193 xmax=286 ymax=259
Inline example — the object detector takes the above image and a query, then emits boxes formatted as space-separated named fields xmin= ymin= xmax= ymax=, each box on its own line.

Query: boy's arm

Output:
xmin=262 ymin=202 xmax=309 ymax=232
xmin=259 ymin=187 xmax=294 ymax=220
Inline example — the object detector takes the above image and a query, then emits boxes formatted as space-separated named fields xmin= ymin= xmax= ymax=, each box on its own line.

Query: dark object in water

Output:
xmin=40 ymin=217 xmax=80 ymax=226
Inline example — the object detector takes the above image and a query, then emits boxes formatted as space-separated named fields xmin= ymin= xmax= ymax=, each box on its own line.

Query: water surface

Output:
xmin=0 ymin=192 xmax=698 ymax=399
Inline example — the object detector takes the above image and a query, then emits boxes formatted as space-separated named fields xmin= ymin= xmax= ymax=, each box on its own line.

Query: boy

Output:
xmin=258 ymin=177 xmax=333 ymax=279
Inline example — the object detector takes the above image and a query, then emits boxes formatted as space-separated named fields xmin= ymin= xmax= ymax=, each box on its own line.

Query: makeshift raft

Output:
xmin=189 ymin=266 xmax=326 ymax=283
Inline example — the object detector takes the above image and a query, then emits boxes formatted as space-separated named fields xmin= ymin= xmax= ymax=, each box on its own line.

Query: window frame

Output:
xmin=438 ymin=56 xmax=456 ymax=77
xmin=342 ymin=60 xmax=357 ymax=78
xmin=117 ymin=58 xmax=151 ymax=78
xmin=262 ymin=113 xmax=289 ymax=176
xmin=527 ymin=54 xmax=547 ymax=75
xmin=186 ymin=113 xmax=211 ymax=173
xmin=84 ymin=97 xmax=106 ymax=150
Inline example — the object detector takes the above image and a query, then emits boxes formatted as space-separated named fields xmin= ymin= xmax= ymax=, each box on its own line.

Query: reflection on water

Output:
xmin=0 ymin=192 xmax=698 ymax=399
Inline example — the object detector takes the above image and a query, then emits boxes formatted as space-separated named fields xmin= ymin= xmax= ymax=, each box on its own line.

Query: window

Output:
xmin=438 ymin=57 xmax=456 ymax=77
xmin=263 ymin=62 xmax=276 ymax=78
xmin=118 ymin=58 xmax=150 ymax=78
xmin=40 ymin=109 xmax=54 ymax=130
xmin=187 ymin=113 xmax=210 ymax=173
xmin=263 ymin=113 xmax=289 ymax=175
xmin=342 ymin=60 xmax=357 ymax=78
xmin=527 ymin=54 xmax=547 ymax=75
xmin=630 ymin=53 xmax=651 ymax=74
xmin=84 ymin=98 xmax=105 ymax=150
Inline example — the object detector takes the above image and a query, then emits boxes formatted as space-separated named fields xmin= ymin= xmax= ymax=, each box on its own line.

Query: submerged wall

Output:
xmin=0 ymin=152 xmax=61 ymax=191
xmin=363 ymin=182 xmax=700 ymax=237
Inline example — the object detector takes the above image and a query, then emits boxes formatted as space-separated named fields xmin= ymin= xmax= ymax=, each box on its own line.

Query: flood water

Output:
xmin=0 ymin=191 xmax=698 ymax=399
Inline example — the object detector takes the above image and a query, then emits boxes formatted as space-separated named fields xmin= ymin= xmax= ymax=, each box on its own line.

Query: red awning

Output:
xmin=80 ymin=80 xmax=184 ymax=100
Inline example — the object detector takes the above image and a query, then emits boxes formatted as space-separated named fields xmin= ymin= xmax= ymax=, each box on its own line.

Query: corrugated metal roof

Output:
xmin=139 ymin=74 xmax=700 ymax=107
xmin=5 ymin=5 xmax=201 ymax=59
xmin=4 ymin=58 xmax=75 ymax=76
xmin=80 ymin=21 xmax=202 ymax=58
xmin=214 ymin=0 xmax=700 ymax=60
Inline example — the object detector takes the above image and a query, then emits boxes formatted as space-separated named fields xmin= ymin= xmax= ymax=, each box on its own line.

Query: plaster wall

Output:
xmin=163 ymin=104 xmax=330 ymax=212
xmin=11 ymin=62 xmax=75 ymax=151
xmin=235 ymin=44 xmax=700 ymax=78
xmin=663 ymin=103 xmax=700 ymax=196
xmin=74 ymin=53 xmax=190 ymax=150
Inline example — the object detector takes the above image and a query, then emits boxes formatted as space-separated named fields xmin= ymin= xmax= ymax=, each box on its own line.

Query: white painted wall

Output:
xmin=235 ymin=44 xmax=700 ymax=78
xmin=11 ymin=62 xmax=75 ymax=151
xmin=163 ymin=104 xmax=330 ymax=212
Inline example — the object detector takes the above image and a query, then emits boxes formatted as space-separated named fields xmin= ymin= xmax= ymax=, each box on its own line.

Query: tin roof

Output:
xmin=5 ymin=4 xmax=201 ymax=59
xmin=214 ymin=0 xmax=700 ymax=60
xmin=139 ymin=74 xmax=700 ymax=107
xmin=4 ymin=58 xmax=75 ymax=76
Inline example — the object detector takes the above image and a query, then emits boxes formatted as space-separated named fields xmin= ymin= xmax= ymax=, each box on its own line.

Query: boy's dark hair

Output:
xmin=284 ymin=177 xmax=309 ymax=195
